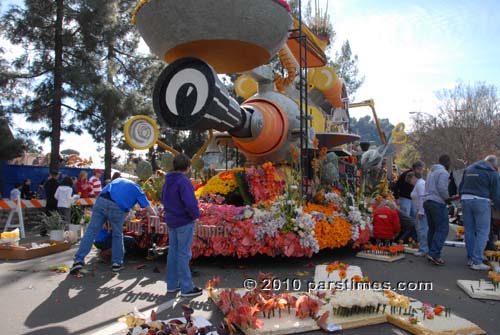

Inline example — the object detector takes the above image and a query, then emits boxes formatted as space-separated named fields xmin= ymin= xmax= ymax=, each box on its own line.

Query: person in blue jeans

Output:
xmin=423 ymin=155 xmax=451 ymax=266
xmin=70 ymin=178 xmax=156 ymax=274
xmin=162 ymin=154 xmax=201 ymax=298
xmin=459 ymin=155 xmax=500 ymax=271
xmin=409 ymin=171 xmax=429 ymax=256
xmin=393 ymin=160 xmax=425 ymax=219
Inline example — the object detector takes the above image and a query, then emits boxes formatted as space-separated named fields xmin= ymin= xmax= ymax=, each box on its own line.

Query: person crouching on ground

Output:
xmin=70 ymin=178 xmax=157 ymax=274
xmin=459 ymin=155 xmax=500 ymax=271
xmin=373 ymin=200 xmax=401 ymax=244
xmin=94 ymin=224 xmax=139 ymax=263
xmin=161 ymin=154 xmax=202 ymax=298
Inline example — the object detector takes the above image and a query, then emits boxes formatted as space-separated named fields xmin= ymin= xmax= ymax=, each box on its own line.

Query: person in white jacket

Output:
xmin=54 ymin=176 xmax=75 ymax=225
xmin=408 ymin=171 xmax=428 ymax=256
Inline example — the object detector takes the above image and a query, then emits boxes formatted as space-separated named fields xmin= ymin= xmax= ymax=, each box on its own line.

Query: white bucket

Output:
xmin=49 ymin=230 xmax=65 ymax=242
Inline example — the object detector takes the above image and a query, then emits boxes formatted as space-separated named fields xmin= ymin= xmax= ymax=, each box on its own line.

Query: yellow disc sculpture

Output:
xmin=124 ymin=115 xmax=159 ymax=150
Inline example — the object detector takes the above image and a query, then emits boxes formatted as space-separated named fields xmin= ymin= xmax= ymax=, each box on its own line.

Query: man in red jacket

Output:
xmin=373 ymin=201 xmax=401 ymax=242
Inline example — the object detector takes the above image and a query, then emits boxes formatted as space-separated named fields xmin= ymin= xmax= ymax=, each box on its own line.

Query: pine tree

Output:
xmin=1 ymin=0 xmax=100 ymax=171
xmin=331 ymin=40 xmax=364 ymax=100
xmin=72 ymin=0 xmax=163 ymax=180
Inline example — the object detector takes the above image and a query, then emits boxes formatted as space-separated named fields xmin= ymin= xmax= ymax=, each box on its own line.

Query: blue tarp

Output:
xmin=0 ymin=161 xmax=98 ymax=198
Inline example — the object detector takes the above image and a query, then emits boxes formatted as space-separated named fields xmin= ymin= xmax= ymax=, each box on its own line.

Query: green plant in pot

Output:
xmin=71 ymin=204 xmax=84 ymax=225
xmin=38 ymin=211 xmax=65 ymax=241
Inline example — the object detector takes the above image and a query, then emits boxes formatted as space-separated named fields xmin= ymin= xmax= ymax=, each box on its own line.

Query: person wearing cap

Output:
xmin=70 ymin=177 xmax=157 ymax=274
xmin=89 ymin=169 xmax=103 ymax=197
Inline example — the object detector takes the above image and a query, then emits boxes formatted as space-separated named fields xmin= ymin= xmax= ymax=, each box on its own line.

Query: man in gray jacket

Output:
xmin=423 ymin=155 xmax=451 ymax=265
xmin=459 ymin=155 xmax=500 ymax=270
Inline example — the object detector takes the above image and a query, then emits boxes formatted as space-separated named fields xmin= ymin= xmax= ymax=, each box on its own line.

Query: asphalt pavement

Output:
xmin=0 ymin=239 xmax=498 ymax=335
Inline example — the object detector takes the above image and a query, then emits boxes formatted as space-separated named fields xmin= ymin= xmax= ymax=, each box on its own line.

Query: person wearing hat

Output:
xmin=89 ymin=169 xmax=103 ymax=197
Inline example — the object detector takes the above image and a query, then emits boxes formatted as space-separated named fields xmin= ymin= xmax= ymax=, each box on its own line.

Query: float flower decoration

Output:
xmin=246 ymin=162 xmax=286 ymax=203
xmin=195 ymin=169 xmax=239 ymax=198
xmin=324 ymin=191 xmax=344 ymax=208
xmin=348 ymin=206 xmax=373 ymax=249
xmin=193 ymin=203 xmax=316 ymax=258
xmin=314 ymin=216 xmax=352 ymax=250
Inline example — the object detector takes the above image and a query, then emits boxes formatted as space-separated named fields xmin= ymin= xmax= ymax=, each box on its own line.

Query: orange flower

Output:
xmin=351 ymin=275 xmax=362 ymax=283
xmin=325 ymin=264 xmax=336 ymax=274
xmin=314 ymin=191 xmax=325 ymax=203
xmin=219 ymin=170 xmax=235 ymax=181
xmin=314 ymin=217 xmax=352 ymax=250
xmin=339 ymin=270 xmax=347 ymax=280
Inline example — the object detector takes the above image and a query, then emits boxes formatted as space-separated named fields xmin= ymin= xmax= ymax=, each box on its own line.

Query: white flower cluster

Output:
xmin=324 ymin=192 xmax=344 ymax=207
xmin=347 ymin=206 xmax=373 ymax=242
xmin=253 ymin=208 xmax=286 ymax=241
xmin=295 ymin=212 xmax=320 ymax=253
xmin=352 ymin=224 xmax=360 ymax=241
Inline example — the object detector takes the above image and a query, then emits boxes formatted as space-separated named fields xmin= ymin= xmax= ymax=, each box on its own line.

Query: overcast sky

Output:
xmin=3 ymin=0 xmax=500 ymax=166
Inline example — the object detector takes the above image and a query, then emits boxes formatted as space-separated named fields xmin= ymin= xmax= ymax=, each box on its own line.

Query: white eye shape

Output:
xmin=165 ymin=68 xmax=209 ymax=116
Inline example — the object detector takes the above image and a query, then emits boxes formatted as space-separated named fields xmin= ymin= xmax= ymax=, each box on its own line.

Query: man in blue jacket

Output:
xmin=459 ymin=155 xmax=500 ymax=270
xmin=423 ymin=155 xmax=451 ymax=266
xmin=70 ymin=178 xmax=157 ymax=274
xmin=162 ymin=154 xmax=202 ymax=297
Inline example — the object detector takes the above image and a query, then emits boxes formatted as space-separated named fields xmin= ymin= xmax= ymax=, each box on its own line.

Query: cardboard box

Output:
xmin=0 ymin=240 xmax=71 ymax=260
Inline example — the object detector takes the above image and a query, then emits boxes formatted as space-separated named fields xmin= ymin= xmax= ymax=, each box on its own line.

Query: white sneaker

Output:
xmin=467 ymin=259 xmax=473 ymax=266
xmin=414 ymin=251 xmax=426 ymax=257
xmin=470 ymin=263 xmax=490 ymax=271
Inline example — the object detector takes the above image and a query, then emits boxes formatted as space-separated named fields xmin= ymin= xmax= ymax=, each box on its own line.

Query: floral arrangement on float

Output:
xmin=191 ymin=145 xmax=379 ymax=259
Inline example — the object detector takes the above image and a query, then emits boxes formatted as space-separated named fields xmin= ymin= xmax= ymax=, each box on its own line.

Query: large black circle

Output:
xmin=153 ymin=57 xmax=215 ymax=130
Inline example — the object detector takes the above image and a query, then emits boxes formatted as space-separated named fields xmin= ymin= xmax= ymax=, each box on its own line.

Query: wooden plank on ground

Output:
xmin=356 ymin=251 xmax=405 ymax=263
xmin=387 ymin=300 xmax=485 ymax=335
xmin=457 ymin=279 xmax=500 ymax=301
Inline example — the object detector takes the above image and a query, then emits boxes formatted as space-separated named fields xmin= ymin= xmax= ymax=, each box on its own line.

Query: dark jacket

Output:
xmin=394 ymin=169 xmax=414 ymax=199
xmin=161 ymin=172 xmax=200 ymax=228
xmin=44 ymin=178 xmax=59 ymax=212
xmin=459 ymin=160 xmax=500 ymax=208
xmin=373 ymin=207 xmax=400 ymax=240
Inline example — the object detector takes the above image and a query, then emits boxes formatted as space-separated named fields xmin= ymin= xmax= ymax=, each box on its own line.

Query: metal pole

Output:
xmin=298 ymin=0 xmax=304 ymax=201
xmin=225 ymin=144 xmax=228 ymax=170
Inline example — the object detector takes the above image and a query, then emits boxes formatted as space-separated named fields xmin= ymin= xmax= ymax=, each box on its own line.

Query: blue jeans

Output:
xmin=415 ymin=214 xmax=429 ymax=253
xmin=462 ymin=199 xmax=491 ymax=265
xmin=74 ymin=197 xmax=127 ymax=265
xmin=399 ymin=197 xmax=416 ymax=219
xmin=424 ymin=200 xmax=449 ymax=259
xmin=167 ymin=223 xmax=195 ymax=294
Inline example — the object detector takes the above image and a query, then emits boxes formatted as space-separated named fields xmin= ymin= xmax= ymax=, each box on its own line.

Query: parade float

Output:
xmin=123 ymin=0 xmax=408 ymax=259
